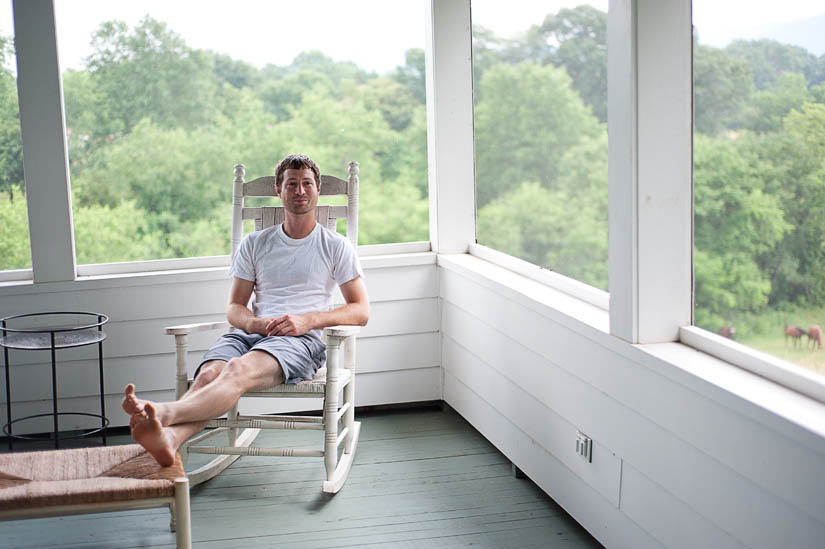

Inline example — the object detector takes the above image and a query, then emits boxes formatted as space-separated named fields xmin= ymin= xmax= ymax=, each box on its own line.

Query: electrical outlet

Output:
xmin=576 ymin=431 xmax=592 ymax=463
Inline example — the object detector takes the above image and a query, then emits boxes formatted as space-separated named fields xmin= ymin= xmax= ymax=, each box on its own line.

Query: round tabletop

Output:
xmin=0 ymin=312 xmax=109 ymax=351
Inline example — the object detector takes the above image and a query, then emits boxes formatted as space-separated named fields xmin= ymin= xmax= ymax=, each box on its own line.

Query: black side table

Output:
xmin=1 ymin=312 xmax=109 ymax=449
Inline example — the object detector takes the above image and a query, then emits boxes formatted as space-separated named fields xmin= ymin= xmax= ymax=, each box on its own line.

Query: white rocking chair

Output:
xmin=164 ymin=161 xmax=361 ymax=494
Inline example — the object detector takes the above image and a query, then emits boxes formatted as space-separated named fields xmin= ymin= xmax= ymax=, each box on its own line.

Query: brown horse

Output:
xmin=785 ymin=323 xmax=807 ymax=348
xmin=719 ymin=325 xmax=736 ymax=339
xmin=807 ymin=325 xmax=822 ymax=351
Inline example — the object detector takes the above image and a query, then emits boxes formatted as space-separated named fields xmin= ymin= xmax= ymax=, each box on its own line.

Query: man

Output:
xmin=123 ymin=154 xmax=369 ymax=466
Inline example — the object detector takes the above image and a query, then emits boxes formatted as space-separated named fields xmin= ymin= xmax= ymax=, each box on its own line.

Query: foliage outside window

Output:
xmin=0 ymin=21 xmax=29 ymax=272
xmin=472 ymin=2 xmax=609 ymax=291
xmin=47 ymin=2 xmax=428 ymax=266
xmin=692 ymin=3 xmax=825 ymax=378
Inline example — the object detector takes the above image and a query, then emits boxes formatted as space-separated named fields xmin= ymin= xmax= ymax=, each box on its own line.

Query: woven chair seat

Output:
xmin=0 ymin=444 xmax=185 ymax=511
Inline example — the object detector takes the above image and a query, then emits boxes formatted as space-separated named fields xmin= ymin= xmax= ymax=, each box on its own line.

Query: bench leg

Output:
xmin=174 ymin=477 xmax=192 ymax=549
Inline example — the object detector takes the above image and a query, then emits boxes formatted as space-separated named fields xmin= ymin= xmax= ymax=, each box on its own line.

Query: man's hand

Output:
xmin=265 ymin=313 xmax=315 ymax=337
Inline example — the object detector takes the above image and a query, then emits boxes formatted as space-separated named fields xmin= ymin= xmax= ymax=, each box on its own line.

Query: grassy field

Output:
xmin=721 ymin=306 xmax=825 ymax=376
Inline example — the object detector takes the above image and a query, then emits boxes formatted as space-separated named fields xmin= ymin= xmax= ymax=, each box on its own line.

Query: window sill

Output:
xmin=679 ymin=325 xmax=825 ymax=405
xmin=468 ymin=243 xmax=609 ymax=310
xmin=0 ymin=242 xmax=435 ymax=296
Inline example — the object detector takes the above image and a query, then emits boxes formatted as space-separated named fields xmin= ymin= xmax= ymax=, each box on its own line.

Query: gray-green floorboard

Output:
xmin=0 ymin=407 xmax=602 ymax=548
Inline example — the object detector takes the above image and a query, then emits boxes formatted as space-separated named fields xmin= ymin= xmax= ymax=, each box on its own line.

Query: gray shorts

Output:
xmin=199 ymin=331 xmax=326 ymax=384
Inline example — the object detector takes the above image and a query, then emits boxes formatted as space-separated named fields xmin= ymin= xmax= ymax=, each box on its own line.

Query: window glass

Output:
xmin=56 ymin=0 xmax=428 ymax=264
xmin=471 ymin=1 xmax=609 ymax=290
xmin=0 ymin=2 xmax=29 ymax=271
xmin=693 ymin=2 xmax=825 ymax=375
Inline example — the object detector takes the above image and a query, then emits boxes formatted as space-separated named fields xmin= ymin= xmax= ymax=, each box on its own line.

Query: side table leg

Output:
xmin=98 ymin=339 xmax=106 ymax=445
xmin=4 ymin=343 xmax=11 ymax=451
xmin=51 ymin=331 xmax=59 ymax=449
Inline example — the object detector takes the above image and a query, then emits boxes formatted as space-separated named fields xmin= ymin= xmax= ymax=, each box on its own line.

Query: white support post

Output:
xmin=425 ymin=0 xmax=476 ymax=254
xmin=13 ymin=0 xmax=76 ymax=282
xmin=608 ymin=0 xmax=693 ymax=343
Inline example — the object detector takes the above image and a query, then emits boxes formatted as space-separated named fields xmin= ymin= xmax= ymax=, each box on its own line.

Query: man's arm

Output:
xmin=226 ymin=276 xmax=271 ymax=335
xmin=266 ymin=276 xmax=369 ymax=337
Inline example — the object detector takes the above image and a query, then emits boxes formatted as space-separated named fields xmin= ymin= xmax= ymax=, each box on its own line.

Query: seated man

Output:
xmin=123 ymin=154 xmax=369 ymax=466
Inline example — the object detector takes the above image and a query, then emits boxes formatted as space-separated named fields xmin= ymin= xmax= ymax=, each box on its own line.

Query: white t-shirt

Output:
xmin=229 ymin=223 xmax=363 ymax=339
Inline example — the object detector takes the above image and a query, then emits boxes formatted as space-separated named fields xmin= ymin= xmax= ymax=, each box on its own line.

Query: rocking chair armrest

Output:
xmin=324 ymin=325 xmax=360 ymax=338
xmin=165 ymin=321 xmax=232 ymax=336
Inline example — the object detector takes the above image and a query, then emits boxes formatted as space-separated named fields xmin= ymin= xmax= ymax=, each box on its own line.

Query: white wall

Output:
xmin=439 ymin=253 xmax=825 ymax=549
xmin=0 ymin=253 xmax=441 ymax=434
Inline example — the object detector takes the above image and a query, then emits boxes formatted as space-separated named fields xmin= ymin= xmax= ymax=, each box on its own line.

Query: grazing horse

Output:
xmin=719 ymin=325 xmax=736 ymax=339
xmin=807 ymin=324 xmax=822 ymax=351
xmin=785 ymin=323 xmax=806 ymax=348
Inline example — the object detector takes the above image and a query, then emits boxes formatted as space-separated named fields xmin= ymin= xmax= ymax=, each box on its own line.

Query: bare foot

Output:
xmin=123 ymin=384 xmax=170 ymax=428
xmin=122 ymin=384 xmax=146 ymax=416
xmin=130 ymin=403 xmax=176 ymax=467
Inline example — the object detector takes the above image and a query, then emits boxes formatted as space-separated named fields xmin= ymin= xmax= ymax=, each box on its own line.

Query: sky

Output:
xmin=0 ymin=1 xmax=822 ymax=74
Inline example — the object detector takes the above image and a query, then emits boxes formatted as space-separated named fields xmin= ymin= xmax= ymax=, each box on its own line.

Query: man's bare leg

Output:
xmin=121 ymin=360 xmax=229 ymax=426
xmin=124 ymin=351 xmax=284 ymax=465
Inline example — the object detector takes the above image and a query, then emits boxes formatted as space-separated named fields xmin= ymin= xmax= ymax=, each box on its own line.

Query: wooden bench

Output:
xmin=0 ymin=444 xmax=190 ymax=548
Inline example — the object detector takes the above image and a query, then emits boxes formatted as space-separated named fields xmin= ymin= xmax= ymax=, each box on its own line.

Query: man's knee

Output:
xmin=225 ymin=352 xmax=284 ymax=389
xmin=223 ymin=356 xmax=256 ymax=382
xmin=192 ymin=360 xmax=225 ymax=389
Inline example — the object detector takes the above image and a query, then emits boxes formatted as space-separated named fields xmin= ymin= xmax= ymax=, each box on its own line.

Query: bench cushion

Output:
xmin=0 ymin=444 xmax=184 ymax=510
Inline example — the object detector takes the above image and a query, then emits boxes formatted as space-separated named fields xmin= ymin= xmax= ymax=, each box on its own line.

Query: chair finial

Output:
xmin=234 ymin=164 xmax=246 ymax=183
xmin=348 ymin=161 xmax=359 ymax=178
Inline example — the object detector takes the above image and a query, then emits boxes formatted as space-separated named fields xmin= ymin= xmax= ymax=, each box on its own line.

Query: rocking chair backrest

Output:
xmin=230 ymin=161 xmax=360 ymax=258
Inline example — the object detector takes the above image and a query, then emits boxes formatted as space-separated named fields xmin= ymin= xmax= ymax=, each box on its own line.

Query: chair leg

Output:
xmin=343 ymin=336 xmax=356 ymax=454
xmin=324 ymin=337 xmax=341 ymax=483
xmin=322 ymin=421 xmax=360 ymax=494
xmin=227 ymin=403 xmax=239 ymax=446
xmin=174 ymin=477 xmax=192 ymax=549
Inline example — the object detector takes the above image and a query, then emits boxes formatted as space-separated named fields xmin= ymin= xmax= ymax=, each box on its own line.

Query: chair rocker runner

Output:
xmin=164 ymin=161 xmax=361 ymax=493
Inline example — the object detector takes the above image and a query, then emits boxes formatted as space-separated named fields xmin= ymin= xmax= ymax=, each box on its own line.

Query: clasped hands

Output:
xmin=251 ymin=313 xmax=315 ymax=337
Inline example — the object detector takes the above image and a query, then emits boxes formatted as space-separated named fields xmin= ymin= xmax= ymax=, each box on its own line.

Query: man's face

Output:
xmin=278 ymin=168 xmax=320 ymax=215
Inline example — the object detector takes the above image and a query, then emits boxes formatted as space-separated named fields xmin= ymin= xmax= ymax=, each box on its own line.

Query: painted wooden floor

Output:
xmin=0 ymin=406 xmax=602 ymax=548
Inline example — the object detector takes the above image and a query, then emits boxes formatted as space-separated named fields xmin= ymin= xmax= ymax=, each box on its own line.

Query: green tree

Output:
xmin=82 ymin=17 xmax=221 ymax=141
xmin=693 ymin=44 xmax=753 ymax=135
xmin=359 ymin=77 xmax=419 ymax=132
xmin=0 ymin=193 xmax=30 ymax=270
xmin=528 ymin=5 xmax=607 ymax=122
xmin=477 ymin=132 xmax=608 ymax=289
xmin=740 ymin=73 xmax=809 ymax=133
xmin=0 ymin=35 xmax=23 ymax=201
xmin=473 ymin=62 xmax=601 ymax=207
xmin=391 ymin=48 xmax=426 ymax=104
xmin=207 ymin=51 xmax=261 ymax=89
xmin=759 ymin=103 xmax=825 ymax=305
xmin=288 ymin=51 xmax=371 ymax=86
xmin=72 ymin=200 xmax=168 ymax=264
xmin=693 ymin=134 xmax=791 ymax=325
xmin=258 ymin=70 xmax=334 ymax=122
xmin=726 ymin=39 xmax=817 ymax=90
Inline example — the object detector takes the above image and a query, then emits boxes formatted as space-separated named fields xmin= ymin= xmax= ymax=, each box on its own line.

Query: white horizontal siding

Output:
xmin=439 ymin=256 xmax=825 ymax=548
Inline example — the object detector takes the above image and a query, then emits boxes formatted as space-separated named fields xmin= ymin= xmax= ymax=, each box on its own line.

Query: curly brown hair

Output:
xmin=274 ymin=154 xmax=321 ymax=191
